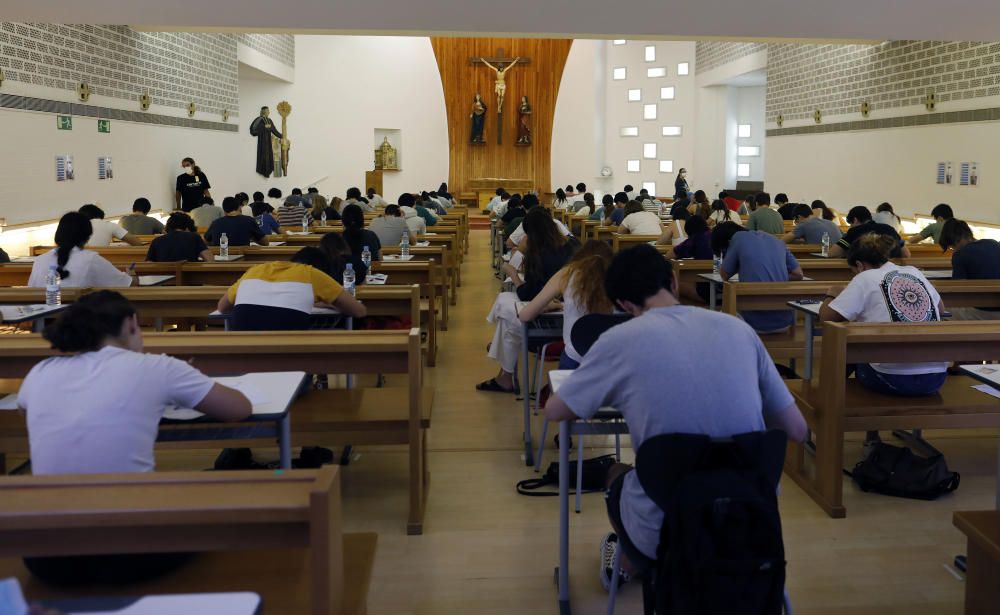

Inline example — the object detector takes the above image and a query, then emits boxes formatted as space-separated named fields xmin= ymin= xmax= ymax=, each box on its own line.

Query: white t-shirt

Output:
xmin=404 ymin=212 xmax=427 ymax=235
xmin=828 ymin=262 xmax=947 ymax=375
xmin=18 ymin=345 xmax=215 ymax=474
xmin=28 ymin=247 xmax=132 ymax=289
xmin=620 ymin=211 xmax=663 ymax=235
xmin=509 ymin=219 xmax=572 ymax=247
xmin=87 ymin=219 xmax=128 ymax=247
xmin=709 ymin=209 xmax=742 ymax=226
xmin=241 ymin=205 xmax=253 ymax=217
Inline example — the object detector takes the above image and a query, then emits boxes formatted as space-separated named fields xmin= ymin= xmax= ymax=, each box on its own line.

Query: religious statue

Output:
xmin=516 ymin=96 xmax=532 ymax=145
xmin=480 ymin=56 xmax=520 ymax=113
xmin=470 ymin=94 xmax=487 ymax=144
xmin=249 ymin=106 xmax=282 ymax=177
xmin=374 ymin=137 xmax=399 ymax=170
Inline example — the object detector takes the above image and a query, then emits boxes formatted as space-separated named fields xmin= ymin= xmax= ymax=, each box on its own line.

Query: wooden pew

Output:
xmin=0 ymin=467 xmax=375 ymax=615
xmin=670 ymin=257 xmax=954 ymax=287
xmin=953 ymin=510 xmax=1000 ymax=615
xmin=785 ymin=321 xmax=1000 ymax=518
xmin=611 ymin=233 xmax=662 ymax=252
xmin=0 ymin=329 xmax=433 ymax=534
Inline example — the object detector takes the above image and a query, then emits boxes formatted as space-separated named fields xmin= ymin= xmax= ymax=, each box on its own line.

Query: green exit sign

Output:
xmin=56 ymin=115 xmax=73 ymax=130
xmin=97 ymin=119 xmax=110 ymax=133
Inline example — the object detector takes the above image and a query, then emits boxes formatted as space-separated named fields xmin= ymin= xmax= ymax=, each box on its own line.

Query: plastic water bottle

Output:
xmin=400 ymin=232 xmax=410 ymax=258
xmin=302 ymin=213 xmax=310 ymax=231
xmin=343 ymin=263 xmax=356 ymax=296
xmin=321 ymin=211 xmax=327 ymax=226
xmin=821 ymin=232 xmax=830 ymax=257
xmin=45 ymin=266 xmax=61 ymax=306
xmin=361 ymin=245 xmax=372 ymax=269
xmin=713 ymin=254 xmax=721 ymax=275
xmin=219 ymin=233 xmax=229 ymax=258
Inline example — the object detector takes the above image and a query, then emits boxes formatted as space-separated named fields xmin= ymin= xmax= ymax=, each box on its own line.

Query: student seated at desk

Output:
xmin=713 ymin=222 xmax=804 ymax=334
xmin=79 ymin=204 xmax=143 ymax=247
xmin=501 ymin=194 xmax=525 ymax=225
xmin=661 ymin=216 xmax=713 ymax=304
xmin=217 ymin=247 xmax=366 ymax=330
xmin=190 ymin=196 xmax=224 ymax=229
xmin=370 ymin=205 xmax=417 ymax=247
xmin=908 ymin=203 xmax=953 ymax=246
xmin=146 ymin=212 xmax=213 ymax=262
xmin=205 ymin=197 xmax=268 ymax=247
xmin=820 ymin=233 xmax=947 ymax=450
xmin=343 ymin=203 xmax=382 ymax=261
xmin=573 ymin=193 xmax=596 ymax=218
xmin=618 ymin=201 xmax=662 ymax=235
xmin=686 ymin=190 xmax=712 ymax=220
xmin=480 ymin=208 xmax=577 ymax=393
xmin=518 ymin=240 xmax=614 ymax=369
xmin=940 ymin=218 xmax=1000 ymax=320
xmin=250 ymin=197 xmax=282 ymax=235
xmin=119 ymin=197 xmax=165 ymax=235
xmin=783 ymin=203 xmax=842 ymax=245
xmin=609 ymin=192 xmax=630 ymax=226
xmin=831 ymin=205 xmax=909 ymax=259
xmin=874 ymin=202 xmax=903 ymax=233
xmin=590 ymin=194 xmax=612 ymax=222
xmin=506 ymin=194 xmax=575 ymax=251
xmin=543 ymin=245 xmax=807 ymax=586
xmin=29 ymin=212 xmax=136 ymax=288
xmin=708 ymin=199 xmax=741 ymax=227
xmin=18 ymin=290 xmax=251 ymax=585
xmin=552 ymin=188 xmax=571 ymax=211
xmin=320 ymin=232 xmax=367 ymax=286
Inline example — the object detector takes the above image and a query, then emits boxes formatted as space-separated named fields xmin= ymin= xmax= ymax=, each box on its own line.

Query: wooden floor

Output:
xmin=115 ymin=231 xmax=995 ymax=612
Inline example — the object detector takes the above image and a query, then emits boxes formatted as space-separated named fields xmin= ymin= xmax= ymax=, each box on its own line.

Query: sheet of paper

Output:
xmin=383 ymin=254 xmax=414 ymax=261
xmin=366 ymin=274 xmax=388 ymax=285
xmin=972 ymin=384 xmax=1000 ymax=400
xmin=508 ymin=251 xmax=524 ymax=269
xmin=0 ymin=393 xmax=19 ymax=411
xmin=415 ymin=241 xmax=430 ymax=247
xmin=0 ymin=305 xmax=50 ymax=321
xmin=0 ymin=578 xmax=27 ymax=615
xmin=215 ymin=378 xmax=270 ymax=405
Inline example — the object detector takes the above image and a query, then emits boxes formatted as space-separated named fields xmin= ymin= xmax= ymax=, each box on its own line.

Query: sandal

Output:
xmin=476 ymin=378 xmax=517 ymax=394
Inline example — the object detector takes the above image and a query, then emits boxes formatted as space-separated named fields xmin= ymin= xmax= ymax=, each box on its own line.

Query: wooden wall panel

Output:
xmin=431 ymin=37 xmax=572 ymax=196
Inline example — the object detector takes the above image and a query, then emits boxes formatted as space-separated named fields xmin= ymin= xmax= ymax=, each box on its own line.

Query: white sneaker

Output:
xmin=599 ymin=532 xmax=630 ymax=592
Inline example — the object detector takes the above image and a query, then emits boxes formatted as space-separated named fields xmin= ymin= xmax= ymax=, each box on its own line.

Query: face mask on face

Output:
xmin=184 ymin=166 xmax=194 ymax=175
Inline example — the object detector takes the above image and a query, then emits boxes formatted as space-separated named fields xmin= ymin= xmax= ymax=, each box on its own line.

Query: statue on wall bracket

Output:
xmin=250 ymin=105 xmax=282 ymax=177
xmin=516 ymin=96 xmax=532 ymax=146
xmin=470 ymin=93 xmax=487 ymax=144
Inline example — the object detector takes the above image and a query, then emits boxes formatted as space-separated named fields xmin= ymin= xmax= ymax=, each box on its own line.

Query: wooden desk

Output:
xmin=954 ymin=511 xmax=1000 ymax=615
xmin=0 ymin=467 xmax=375 ymax=615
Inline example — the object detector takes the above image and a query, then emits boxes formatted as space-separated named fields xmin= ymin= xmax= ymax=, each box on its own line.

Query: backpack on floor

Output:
xmin=515 ymin=454 xmax=616 ymax=496
xmin=637 ymin=432 xmax=787 ymax=615
xmin=849 ymin=442 xmax=960 ymax=500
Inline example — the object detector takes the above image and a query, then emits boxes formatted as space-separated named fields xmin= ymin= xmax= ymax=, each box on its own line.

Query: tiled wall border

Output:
xmin=0 ymin=94 xmax=238 ymax=132
xmin=766 ymin=107 xmax=1000 ymax=137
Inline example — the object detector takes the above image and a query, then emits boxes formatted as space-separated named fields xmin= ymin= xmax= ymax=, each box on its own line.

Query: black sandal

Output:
xmin=476 ymin=378 xmax=517 ymax=393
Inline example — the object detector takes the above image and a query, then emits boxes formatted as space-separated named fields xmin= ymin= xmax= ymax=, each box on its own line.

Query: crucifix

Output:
xmin=470 ymin=48 xmax=531 ymax=144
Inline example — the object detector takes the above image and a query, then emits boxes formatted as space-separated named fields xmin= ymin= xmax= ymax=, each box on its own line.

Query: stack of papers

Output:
xmin=366 ymin=273 xmax=388 ymax=285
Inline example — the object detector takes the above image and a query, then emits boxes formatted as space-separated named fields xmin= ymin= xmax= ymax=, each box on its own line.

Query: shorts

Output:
xmin=605 ymin=468 xmax=656 ymax=574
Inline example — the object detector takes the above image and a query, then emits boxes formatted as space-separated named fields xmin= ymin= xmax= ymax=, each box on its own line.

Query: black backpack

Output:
xmin=636 ymin=431 xmax=788 ymax=615
xmin=849 ymin=441 xmax=960 ymax=500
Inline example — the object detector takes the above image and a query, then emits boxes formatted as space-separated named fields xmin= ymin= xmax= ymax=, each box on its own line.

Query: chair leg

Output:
xmin=606 ymin=546 xmax=622 ymax=615
xmin=534 ymin=343 xmax=551 ymax=415
xmin=534 ymin=419 xmax=549 ymax=472
xmin=615 ymin=432 xmax=621 ymax=462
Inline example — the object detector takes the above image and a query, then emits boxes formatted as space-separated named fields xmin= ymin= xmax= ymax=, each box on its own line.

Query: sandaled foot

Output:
xmin=476 ymin=378 xmax=517 ymax=393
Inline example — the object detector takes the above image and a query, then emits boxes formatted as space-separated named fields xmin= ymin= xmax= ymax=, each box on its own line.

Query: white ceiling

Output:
xmin=7 ymin=0 xmax=1000 ymax=42
xmin=721 ymin=69 xmax=768 ymax=87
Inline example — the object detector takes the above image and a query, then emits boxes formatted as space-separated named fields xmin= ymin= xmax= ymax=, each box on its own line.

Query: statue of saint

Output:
xmin=470 ymin=94 xmax=487 ymax=144
xmin=249 ymin=106 xmax=282 ymax=177
xmin=480 ymin=57 xmax=520 ymax=113
xmin=516 ymin=96 xmax=532 ymax=145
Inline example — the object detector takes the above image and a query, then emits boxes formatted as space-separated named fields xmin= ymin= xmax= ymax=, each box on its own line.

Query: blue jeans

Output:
xmin=558 ymin=350 xmax=580 ymax=370
xmin=854 ymin=363 xmax=946 ymax=396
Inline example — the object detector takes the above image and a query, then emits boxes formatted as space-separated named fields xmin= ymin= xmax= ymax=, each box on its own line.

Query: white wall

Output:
xmin=551 ymin=40 xmax=697 ymax=200
xmin=766 ymin=121 xmax=1000 ymax=223
xmin=733 ymin=86 xmax=766 ymax=183
xmin=0 ymin=35 xmax=448 ymax=233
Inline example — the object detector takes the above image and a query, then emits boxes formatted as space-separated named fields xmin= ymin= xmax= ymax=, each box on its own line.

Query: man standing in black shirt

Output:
xmin=174 ymin=157 xmax=211 ymax=212
xmin=830 ymin=205 xmax=910 ymax=259
xmin=205 ymin=197 xmax=268 ymax=247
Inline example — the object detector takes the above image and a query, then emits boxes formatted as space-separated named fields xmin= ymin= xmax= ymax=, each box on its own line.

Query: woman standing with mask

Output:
xmin=674 ymin=168 xmax=690 ymax=200
xmin=174 ymin=157 xmax=212 ymax=212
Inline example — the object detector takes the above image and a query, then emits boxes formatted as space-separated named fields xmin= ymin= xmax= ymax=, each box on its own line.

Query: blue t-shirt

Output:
xmin=256 ymin=213 xmax=281 ymax=235
xmin=722 ymin=231 xmax=800 ymax=332
xmin=610 ymin=208 xmax=626 ymax=225
xmin=558 ymin=306 xmax=794 ymax=559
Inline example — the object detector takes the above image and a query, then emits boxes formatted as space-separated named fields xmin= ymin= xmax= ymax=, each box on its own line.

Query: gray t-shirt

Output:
xmin=746 ymin=206 xmax=785 ymax=234
xmin=191 ymin=204 xmax=223 ymax=228
xmin=558 ymin=306 xmax=794 ymax=559
xmin=792 ymin=216 xmax=842 ymax=245
xmin=722 ymin=231 xmax=800 ymax=332
xmin=370 ymin=216 xmax=410 ymax=247
xmin=119 ymin=213 xmax=164 ymax=235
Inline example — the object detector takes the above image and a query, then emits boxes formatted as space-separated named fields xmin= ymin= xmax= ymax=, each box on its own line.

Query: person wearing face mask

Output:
xmin=174 ymin=157 xmax=212 ymax=212
xmin=674 ymin=168 xmax=690 ymax=201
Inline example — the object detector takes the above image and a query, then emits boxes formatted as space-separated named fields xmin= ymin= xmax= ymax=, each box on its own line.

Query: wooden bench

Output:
xmin=0 ymin=329 xmax=433 ymax=534
xmin=785 ymin=321 xmax=1000 ymax=518
xmin=953 ymin=510 xmax=1000 ymax=615
xmin=0 ymin=467 xmax=374 ymax=615
xmin=611 ymin=233 xmax=662 ymax=252
xmin=670 ymin=257 xmax=954 ymax=287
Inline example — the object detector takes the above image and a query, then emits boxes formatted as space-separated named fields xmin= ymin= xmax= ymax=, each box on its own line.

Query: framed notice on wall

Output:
xmin=937 ymin=161 xmax=953 ymax=185
xmin=970 ymin=162 xmax=979 ymax=187
xmin=960 ymin=163 xmax=971 ymax=186
xmin=55 ymin=155 xmax=74 ymax=182
xmin=98 ymin=157 xmax=113 ymax=180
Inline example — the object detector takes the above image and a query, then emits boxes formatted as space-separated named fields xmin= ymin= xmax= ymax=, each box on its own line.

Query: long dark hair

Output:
xmin=165 ymin=211 xmax=196 ymax=232
xmin=53 ymin=211 xmax=93 ymax=280
xmin=583 ymin=193 xmax=596 ymax=214
xmin=601 ymin=194 xmax=614 ymax=222
xmin=341 ymin=203 xmax=366 ymax=255
xmin=555 ymin=188 xmax=567 ymax=205
xmin=44 ymin=290 xmax=135 ymax=353
xmin=711 ymin=199 xmax=738 ymax=222
xmin=320 ymin=232 xmax=350 ymax=274
xmin=522 ymin=208 xmax=566 ymax=283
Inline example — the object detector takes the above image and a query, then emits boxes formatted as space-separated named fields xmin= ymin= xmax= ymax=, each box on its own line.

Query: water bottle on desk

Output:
xmin=302 ymin=213 xmax=310 ymax=232
xmin=400 ymin=232 xmax=410 ymax=258
xmin=343 ymin=263 xmax=356 ymax=296
xmin=712 ymin=254 xmax=721 ymax=275
xmin=219 ymin=233 xmax=229 ymax=258
xmin=45 ymin=266 xmax=61 ymax=306
xmin=821 ymin=232 xmax=830 ymax=257
xmin=321 ymin=210 xmax=327 ymax=226
xmin=361 ymin=245 xmax=372 ymax=269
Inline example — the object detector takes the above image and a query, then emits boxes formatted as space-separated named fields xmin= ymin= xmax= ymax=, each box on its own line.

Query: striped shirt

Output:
xmin=276 ymin=204 xmax=312 ymax=229
xmin=227 ymin=261 xmax=342 ymax=314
